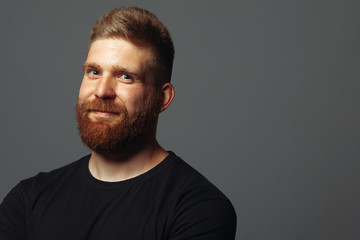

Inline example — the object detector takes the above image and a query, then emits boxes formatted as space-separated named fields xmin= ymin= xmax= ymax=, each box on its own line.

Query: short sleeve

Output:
xmin=0 ymin=182 xmax=27 ymax=240
xmin=169 ymin=199 xmax=237 ymax=240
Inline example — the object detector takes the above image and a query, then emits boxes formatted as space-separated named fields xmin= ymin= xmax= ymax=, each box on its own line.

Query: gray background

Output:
xmin=1 ymin=0 xmax=359 ymax=239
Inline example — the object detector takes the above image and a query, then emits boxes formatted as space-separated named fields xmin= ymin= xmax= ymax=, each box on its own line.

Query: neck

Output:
xmin=88 ymin=136 xmax=168 ymax=182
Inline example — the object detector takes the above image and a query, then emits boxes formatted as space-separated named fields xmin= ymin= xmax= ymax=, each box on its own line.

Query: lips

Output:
xmin=89 ymin=110 xmax=120 ymax=118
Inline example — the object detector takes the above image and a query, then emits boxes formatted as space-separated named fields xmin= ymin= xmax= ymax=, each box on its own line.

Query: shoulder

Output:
xmin=17 ymin=154 xmax=90 ymax=197
xmin=165 ymin=152 xmax=231 ymax=202
xmin=163 ymin=152 xmax=237 ymax=239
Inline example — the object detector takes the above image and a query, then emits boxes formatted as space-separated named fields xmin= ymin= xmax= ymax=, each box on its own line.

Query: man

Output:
xmin=0 ymin=7 xmax=236 ymax=240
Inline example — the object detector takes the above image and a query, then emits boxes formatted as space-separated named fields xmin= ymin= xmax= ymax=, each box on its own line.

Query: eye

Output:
xmin=119 ymin=74 xmax=132 ymax=81
xmin=85 ymin=69 xmax=101 ymax=79
xmin=89 ymin=70 xmax=100 ymax=76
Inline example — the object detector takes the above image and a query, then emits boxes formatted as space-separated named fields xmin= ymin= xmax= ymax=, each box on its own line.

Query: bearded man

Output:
xmin=0 ymin=7 xmax=236 ymax=240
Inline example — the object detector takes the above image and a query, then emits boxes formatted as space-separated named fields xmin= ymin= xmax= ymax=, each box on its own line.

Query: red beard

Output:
xmin=76 ymin=96 xmax=159 ymax=155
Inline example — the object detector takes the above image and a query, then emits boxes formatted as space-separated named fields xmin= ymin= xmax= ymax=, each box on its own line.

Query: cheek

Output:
xmin=125 ymin=94 xmax=145 ymax=111
xmin=78 ymin=80 xmax=93 ymax=100
xmin=118 ymin=88 xmax=148 ymax=110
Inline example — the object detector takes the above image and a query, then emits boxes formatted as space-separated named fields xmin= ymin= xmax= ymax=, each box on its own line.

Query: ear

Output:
xmin=159 ymin=82 xmax=175 ymax=113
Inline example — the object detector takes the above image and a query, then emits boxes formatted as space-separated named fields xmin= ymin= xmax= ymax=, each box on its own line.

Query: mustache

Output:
xmin=77 ymin=98 xmax=126 ymax=114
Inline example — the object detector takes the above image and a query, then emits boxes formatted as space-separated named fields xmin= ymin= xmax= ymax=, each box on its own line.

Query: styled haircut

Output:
xmin=90 ymin=7 xmax=174 ymax=86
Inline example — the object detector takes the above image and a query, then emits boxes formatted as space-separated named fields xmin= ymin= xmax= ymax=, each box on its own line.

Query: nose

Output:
xmin=95 ymin=74 xmax=116 ymax=100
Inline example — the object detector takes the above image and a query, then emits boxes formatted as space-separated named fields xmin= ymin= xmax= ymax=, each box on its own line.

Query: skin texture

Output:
xmin=78 ymin=38 xmax=175 ymax=182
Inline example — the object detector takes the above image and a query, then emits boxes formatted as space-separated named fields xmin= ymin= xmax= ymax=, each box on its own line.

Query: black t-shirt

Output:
xmin=0 ymin=152 xmax=236 ymax=240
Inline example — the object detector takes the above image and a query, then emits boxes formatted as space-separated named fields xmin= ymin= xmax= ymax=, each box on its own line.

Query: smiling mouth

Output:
xmin=89 ymin=110 xmax=120 ymax=118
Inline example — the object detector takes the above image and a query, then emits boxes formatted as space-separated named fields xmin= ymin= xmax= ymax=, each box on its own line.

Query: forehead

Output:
xmin=86 ymin=38 xmax=154 ymax=75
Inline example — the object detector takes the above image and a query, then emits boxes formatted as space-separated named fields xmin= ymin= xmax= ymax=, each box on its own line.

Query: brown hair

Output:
xmin=90 ymin=7 xmax=174 ymax=86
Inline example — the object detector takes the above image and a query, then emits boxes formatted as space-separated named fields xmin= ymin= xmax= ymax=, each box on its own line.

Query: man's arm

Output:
xmin=0 ymin=182 xmax=27 ymax=240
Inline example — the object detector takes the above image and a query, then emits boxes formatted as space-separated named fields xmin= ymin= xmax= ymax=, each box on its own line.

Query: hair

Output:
xmin=89 ymin=7 xmax=174 ymax=86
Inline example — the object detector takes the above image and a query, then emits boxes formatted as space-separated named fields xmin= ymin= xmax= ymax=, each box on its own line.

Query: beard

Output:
xmin=76 ymin=95 xmax=159 ymax=155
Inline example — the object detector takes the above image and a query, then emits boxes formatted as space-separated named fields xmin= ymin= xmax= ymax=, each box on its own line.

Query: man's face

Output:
xmin=76 ymin=38 xmax=160 ymax=154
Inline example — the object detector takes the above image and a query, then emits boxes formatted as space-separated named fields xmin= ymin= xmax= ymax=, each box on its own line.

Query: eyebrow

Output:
xmin=82 ymin=62 xmax=102 ymax=72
